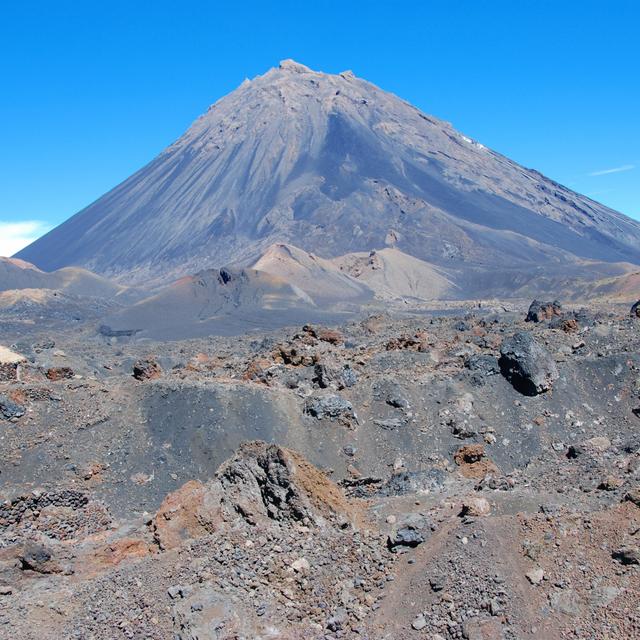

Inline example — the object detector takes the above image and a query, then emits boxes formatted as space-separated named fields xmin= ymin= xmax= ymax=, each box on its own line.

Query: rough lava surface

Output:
xmin=1 ymin=300 xmax=640 ymax=639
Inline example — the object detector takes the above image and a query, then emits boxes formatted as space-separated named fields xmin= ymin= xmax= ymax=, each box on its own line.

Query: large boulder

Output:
xmin=19 ymin=544 xmax=60 ymax=574
xmin=526 ymin=299 xmax=562 ymax=323
xmin=499 ymin=332 xmax=559 ymax=395
xmin=631 ymin=300 xmax=640 ymax=318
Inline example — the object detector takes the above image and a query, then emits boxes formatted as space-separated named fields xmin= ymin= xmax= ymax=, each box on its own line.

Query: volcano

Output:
xmin=16 ymin=60 xmax=640 ymax=292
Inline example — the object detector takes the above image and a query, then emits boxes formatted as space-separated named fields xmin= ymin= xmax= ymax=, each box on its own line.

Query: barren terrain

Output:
xmin=1 ymin=299 xmax=639 ymax=639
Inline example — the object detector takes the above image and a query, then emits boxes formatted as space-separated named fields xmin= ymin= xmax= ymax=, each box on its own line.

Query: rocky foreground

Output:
xmin=1 ymin=299 xmax=640 ymax=639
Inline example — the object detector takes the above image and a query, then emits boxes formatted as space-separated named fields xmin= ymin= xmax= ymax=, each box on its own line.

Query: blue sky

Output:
xmin=0 ymin=0 xmax=638 ymax=254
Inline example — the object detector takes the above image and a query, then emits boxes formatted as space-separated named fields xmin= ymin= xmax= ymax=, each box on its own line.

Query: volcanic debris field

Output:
xmin=1 ymin=299 xmax=640 ymax=639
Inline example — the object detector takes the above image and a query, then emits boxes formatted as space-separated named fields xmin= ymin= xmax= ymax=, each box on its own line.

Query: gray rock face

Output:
xmin=16 ymin=61 xmax=640 ymax=287
xmin=499 ymin=331 xmax=559 ymax=395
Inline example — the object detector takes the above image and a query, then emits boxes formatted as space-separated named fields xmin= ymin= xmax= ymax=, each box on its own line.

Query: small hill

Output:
xmin=101 ymin=267 xmax=346 ymax=340
xmin=252 ymin=243 xmax=372 ymax=303
xmin=333 ymin=247 xmax=455 ymax=301
xmin=0 ymin=256 xmax=147 ymax=304
xmin=0 ymin=288 xmax=119 ymax=323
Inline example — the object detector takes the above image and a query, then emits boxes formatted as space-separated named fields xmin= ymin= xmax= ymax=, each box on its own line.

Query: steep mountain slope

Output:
xmin=16 ymin=60 xmax=640 ymax=288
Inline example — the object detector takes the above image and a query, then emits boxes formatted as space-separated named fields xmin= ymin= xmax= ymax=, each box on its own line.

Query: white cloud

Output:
xmin=588 ymin=164 xmax=635 ymax=176
xmin=0 ymin=221 xmax=51 ymax=257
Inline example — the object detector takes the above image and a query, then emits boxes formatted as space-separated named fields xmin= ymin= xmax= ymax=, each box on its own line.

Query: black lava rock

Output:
xmin=499 ymin=332 xmax=559 ymax=396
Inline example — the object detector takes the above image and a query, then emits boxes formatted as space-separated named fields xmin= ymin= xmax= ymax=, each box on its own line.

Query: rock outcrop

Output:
xmin=153 ymin=441 xmax=356 ymax=550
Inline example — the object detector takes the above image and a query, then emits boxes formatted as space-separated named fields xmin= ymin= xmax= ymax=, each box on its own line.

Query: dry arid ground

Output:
xmin=1 ymin=298 xmax=640 ymax=639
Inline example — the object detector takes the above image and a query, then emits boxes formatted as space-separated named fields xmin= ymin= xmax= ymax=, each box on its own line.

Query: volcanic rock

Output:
xmin=612 ymin=546 xmax=640 ymax=565
xmin=19 ymin=544 xmax=59 ymax=574
xmin=304 ymin=394 xmax=354 ymax=420
xmin=526 ymin=299 xmax=562 ymax=322
xmin=132 ymin=358 xmax=163 ymax=381
xmin=0 ymin=394 xmax=25 ymax=420
xmin=153 ymin=441 xmax=355 ymax=549
xmin=388 ymin=526 xmax=425 ymax=550
xmin=499 ymin=331 xmax=559 ymax=395
xmin=0 ymin=345 xmax=26 ymax=381
xmin=45 ymin=366 xmax=74 ymax=381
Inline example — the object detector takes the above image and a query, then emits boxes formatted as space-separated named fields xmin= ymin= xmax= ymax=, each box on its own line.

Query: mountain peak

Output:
xmin=278 ymin=59 xmax=313 ymax=73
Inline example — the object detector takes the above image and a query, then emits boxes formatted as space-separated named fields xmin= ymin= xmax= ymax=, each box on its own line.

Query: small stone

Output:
xmin=460 ymin=496 xmax=490 ymax=517
xmin=411 ymin=614 xmax=427 ymax=630
xmin=326 ymin=607 xmax=348 ymax=631
xmin=586 ymin=436 xmax=611 ymax=452
xmin=623 ymin=487 xmax=640 ymax=507
xmin=0 ymin=394 xmax=25 ymax=420
xmin=598 ymin=476 xmax=623 ymax=491
xmin=133 ymin=358 xmax=162 ymax=381
xmin=526 ymin=568 xmax=544 ymax=585
xmin=429 ymin=575 xmax=445 ymax=592
xmin=343 ymin=444 xmax=357 ymax=457
xmin=45 ymin=367 xmax=74 ymax=381
xmin=291 ymin=557 xmax=310 ymax=573
xmin=304 ymin=394 xmax=354 ymax=420
xmin=526 ymin=299 xmax=562 ymax=323
xmin=167 ymin=585 xmax=185 ymax=599
xmin=612 ymin=546 xmax=639 ymax=565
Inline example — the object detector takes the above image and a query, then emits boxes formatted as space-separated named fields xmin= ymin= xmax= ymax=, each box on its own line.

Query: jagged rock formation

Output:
xmin=2 ymin=301 xmax=640 ymax=639
xmin=153 ymin=441 xmax=356 ymax=550
xmin=16 ymin=60 xmax=640 ymax=290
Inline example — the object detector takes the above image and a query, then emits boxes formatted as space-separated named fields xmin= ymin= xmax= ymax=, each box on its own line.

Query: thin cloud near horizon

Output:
xmin=588 ymin=164 xmax=635 ymax=177
xmin=0 ymin=220 xmax=52 ymax=257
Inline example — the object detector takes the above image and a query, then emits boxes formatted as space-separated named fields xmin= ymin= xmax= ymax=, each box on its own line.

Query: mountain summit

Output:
xmin=16 ymin=60 xmax=640 ymax=286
